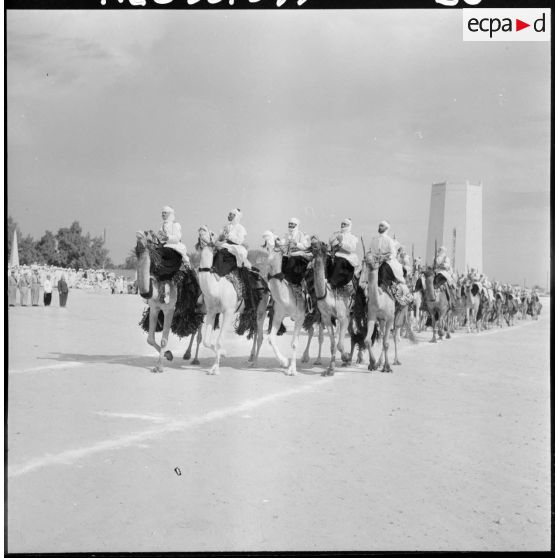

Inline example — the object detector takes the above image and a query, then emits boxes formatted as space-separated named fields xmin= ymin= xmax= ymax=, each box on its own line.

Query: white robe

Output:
xmin=220 ymin=221 xmax=249 ymax=267
xmin=329 ymin=231 xmax=359 ymax=268
xmin=159 ymin=220 xmax=189 ymax=262
xmin=369 ymin=232 xmax=405 ymax=283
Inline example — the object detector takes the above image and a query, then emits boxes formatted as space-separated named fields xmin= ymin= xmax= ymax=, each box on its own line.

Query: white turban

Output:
xmin=162 ymin=206 xmax=174 ymax=214
xmin=262 ymin=230 xmax=276 ymax=241
xmin=289 ymin=217 xmax=300 ymax=226
xmin=379 ymin=220 xmax=390 ymax=230
xmin=230 ymin=208 xmax=242 ymax=219
xmin=199 ymin=225 xmax=209 ymax=233
xmin=341 ymin=218 xmax=352 ymax=227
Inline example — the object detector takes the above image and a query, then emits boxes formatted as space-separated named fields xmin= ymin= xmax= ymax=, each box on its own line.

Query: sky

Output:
xmin=7 ymin=10 xmax=551 ymax=287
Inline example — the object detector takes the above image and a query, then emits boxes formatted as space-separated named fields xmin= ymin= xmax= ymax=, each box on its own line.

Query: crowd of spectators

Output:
xmin=7 ymin=264 xmax=138 ymax=307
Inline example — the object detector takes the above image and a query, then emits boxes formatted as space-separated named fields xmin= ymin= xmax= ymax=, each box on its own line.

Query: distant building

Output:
xmin=425 ymin=181 xmax=483 ymax=274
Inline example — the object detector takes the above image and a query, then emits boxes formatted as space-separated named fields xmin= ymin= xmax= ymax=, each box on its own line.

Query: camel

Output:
xmin=493 ymin=293 xmax=504 ymax=328
xmin=135 ymin=231 xmax=178 ymax=373
xmin=502 ymin=293 xmax=519 ymax=326
xmin=362 ymin=254 xmax=396 ymax=373
xmin=196 ymin=227 xmax=267 ymax=375
xmin=529 ymin=295 xmax=542 ymax=320
xmin=309 ymin=236 xmax=352 ymax=376
xmin=422 ymin=269 xmax=451 ymax=343
xmin=463 ymin=280 xmax=481 ymax=333
xmin=520 ymin=295 xmax=529 ymax=320
xmin=264 ymin=236 xmax=307 ymax=376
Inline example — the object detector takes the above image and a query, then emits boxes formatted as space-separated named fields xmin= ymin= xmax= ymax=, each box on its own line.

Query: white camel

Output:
xmin=263 ymin=236 xmax=307 ymax=376
xmin=196 ymin=227 xmax=268 ymax=374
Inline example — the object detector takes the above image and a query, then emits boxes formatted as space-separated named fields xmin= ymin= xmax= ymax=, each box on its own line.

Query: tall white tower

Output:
xmin=425 ymin=181 xmax=483 ymax=274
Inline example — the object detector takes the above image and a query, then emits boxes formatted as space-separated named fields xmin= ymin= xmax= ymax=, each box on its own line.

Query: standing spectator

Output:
xmin=43 ymin=275 xmax=53 ymax=306
xmin=30 ymin=269 xmax=41 ymax=306
xmin=8 ymin=270 xmax=18 ymax=307
xmin=18 ymin=272 xmax=30 ymax=306
xmin=58 ymin=274 xmax=69 ymax=307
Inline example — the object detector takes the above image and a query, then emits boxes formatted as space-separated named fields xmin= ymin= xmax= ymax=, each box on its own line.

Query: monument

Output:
xmin=425 ymin=181 xmax=483 ymax=274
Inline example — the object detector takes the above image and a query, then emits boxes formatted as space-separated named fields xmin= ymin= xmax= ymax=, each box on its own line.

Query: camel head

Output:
xmin=309 ymin=235 xmax=327 ymax=258
xmin=135 ymin=231 xmax=148 ymax=258
xmin=364 ymin=251 xmax=381 ymax=270
xmin=196 ymin=226 xmax=215 ymax=250
xmin=261 ymin=233 xmax=280 ymax=253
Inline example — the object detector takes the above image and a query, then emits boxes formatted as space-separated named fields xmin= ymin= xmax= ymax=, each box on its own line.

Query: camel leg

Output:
xmin=248 ymin=335 xmax=257 ymax=364
xmin=183 ymin=332 xmax=196 ymax=360
xmin=315 ymin=324 xmax=324 ymax=366
xmin=338 ymin=318 xmax=351 ymax=367
xmin=323 ymin=322 xmax=336 ymax=377
xmin=364 ymin=319 xmax=378 ymax=371
xmin=249 ymin=300 xmax=268 ymax=368
xmin=267 ymin=313 xmax=290 ymax=369
xmin=151 ymin=308 xmax=174 ymax=373
xmin=146 ymin=308 xmax=162 ymax=357
xmin=202 ymin=312 xmax=218 ymax=361
xmin=209 ymin=310 xmax=233 ymax=375
xmin=429 ymin=316 xmax=438 ymax=343
xmin=191 ymin=327 xmax=202 ymax=365
xmin=382 ymin=318 xmax=393 ymax=373
xmin=147 ymin=307 xmax=169 ymax=373
xmin=393 ymin=326 xmax=401 ymax=365
xmin=301 ymin=325 xmax=314 ymax=364
xmin=286 ymin=317 xmax=304 ymax=376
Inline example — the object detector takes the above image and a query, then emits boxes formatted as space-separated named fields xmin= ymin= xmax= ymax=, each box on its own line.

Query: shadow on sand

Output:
xmin=39 ymin=352 xmax=368 ymax=376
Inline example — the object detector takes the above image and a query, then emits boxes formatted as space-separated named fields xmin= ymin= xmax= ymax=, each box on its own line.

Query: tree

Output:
xmin=19 ymin=234 xmax=40 ymax=265
xmin=36 ymin=231 xmax=59 ymax=265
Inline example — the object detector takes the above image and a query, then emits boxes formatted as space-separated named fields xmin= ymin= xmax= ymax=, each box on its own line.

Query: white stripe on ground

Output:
xmin=95 ymin=411 xmax=171 ymax=423
xmin=8 ymin=379 xmax=338 ymax=478
xmin=9 ymin=354 xmax=158 ymax=374
xmin=9 ymin=362 xmax=84 ymax=374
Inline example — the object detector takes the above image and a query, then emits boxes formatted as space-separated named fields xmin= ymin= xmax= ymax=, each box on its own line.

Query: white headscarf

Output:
xmin=162 ymin=206 xmax=175 ymax=222
xmin=341 ymin=218 xmax=352 ymax=233
xmin=229 ymin=208 xmax=242 ymax=224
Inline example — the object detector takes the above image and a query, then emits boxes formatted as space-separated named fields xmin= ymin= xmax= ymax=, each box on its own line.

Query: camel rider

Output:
xmin=158 ymin=206 xmax=190 ymax=265
xmin=368 ymin=220 xmax=413 ymax=304
xmin=531 ymin=287 xmax=539 ymax=303
xmin=396 ymin=245 xmax=412 ymax=280
xmin=328 ymin=218 xmax=359 ymax=289
xmin=147 ymin=206 xmax=190 ymax=304
xmin=481 ymin=275 xmax=494 ymax=303
xmin=214 ymin=208 xmax=252 ymax=276
xmin=433 ymin=246 xmax=458 ymax=304
xmin=282 ymin=217 xmax=311 ymax=286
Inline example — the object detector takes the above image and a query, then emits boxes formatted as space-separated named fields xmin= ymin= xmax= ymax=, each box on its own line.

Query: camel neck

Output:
xmin=424 ymin=276 xmax=436 ymax=300
xmin=313 ymin=252 xmax=327 ymax=299
xmin=137 ymin=251 xmax=151 ymax=296
xmin=367 ymin=265 xmax=380 ymax=305
xmin=199 ymin=245 xmax=214 ymax=269
xmin=267 ymin=252 xmax=283 ymax=277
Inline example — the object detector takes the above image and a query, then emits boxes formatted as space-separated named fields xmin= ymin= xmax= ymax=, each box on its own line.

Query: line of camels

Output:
xmin=135 ymin=230 xmax=542 ymax=376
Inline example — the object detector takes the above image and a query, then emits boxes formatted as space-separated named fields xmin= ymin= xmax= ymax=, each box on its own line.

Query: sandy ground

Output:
xmin=6 ymin=289 xmax=552 ymax=552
